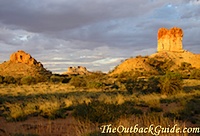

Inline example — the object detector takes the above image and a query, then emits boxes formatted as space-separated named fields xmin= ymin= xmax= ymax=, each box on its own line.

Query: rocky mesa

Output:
xmin=62 ymin=66 xmax=91 ymax=75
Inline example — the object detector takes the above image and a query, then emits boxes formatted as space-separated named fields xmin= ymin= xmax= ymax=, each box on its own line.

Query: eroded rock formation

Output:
xmin=157 ymin=27 xmax=183 ymax=52
xmin=10 ymin=50 xmax=43 ymax=67
xmin=0 ymin=50 xmax=52 ymax=78
xmin=63 ymin=66 xmax=90 ymax=75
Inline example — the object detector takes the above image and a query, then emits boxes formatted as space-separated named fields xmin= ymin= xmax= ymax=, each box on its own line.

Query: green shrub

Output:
xmin=20 ymin=76 xmax=36 ymax=85
xmin=3 ymin=76 xmax=16 ymax=84
xmin=159 ymin=72 xmax=183 ymax=95
xmin=50 ymin=75 xmax=64 ymax=83
xmin=142 ymin=77 xmax=160 ymax=94
xmin=69 ymin=76 xmax=87 ymax=87
xmin=69 ymin=73 xmax=107 ymax=88
xmin=35 ymin=76 xmax=49 ymax=83
xmin=62 ymin=77 xmax=71 ymax=83
xmin=87 ymin=82 xmax=104 ymax=88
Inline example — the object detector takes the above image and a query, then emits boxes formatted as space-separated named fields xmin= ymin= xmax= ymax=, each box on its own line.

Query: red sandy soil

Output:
xmin=0 ymin=116 xmax=96 ymax=136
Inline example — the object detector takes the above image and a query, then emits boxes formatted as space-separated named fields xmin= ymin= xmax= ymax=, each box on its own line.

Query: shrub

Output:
xmin=3 ymin=76 xmax=16 ymax=84
xmin=87 ymin=82 xmax=104 ymax=88
xmin=159 ymin=72 xmax=183 ymax=95
xmin=73 ymin=101 xmax=119 ymax=123
xmin=148 ymin=58 xmax=174 ymax=74
xmin=20 ymin=76 xmax=36 ymax=85
xmin=35 ymin=76 xmax=49 ymax=83
xmin=73 ymin=101 xmax=142 ymax=123
xmin=190 ymin=69 xmax=200 ymax=79
xmin=117 ymin=72 xmax=142 ymax=94
xmin=69 ymin=76 xmax=87 ymax=87
xmin=50 ymin=75 xmax=64 ymax=83
xmin=39 ymin=101 xmax=67 ymax=119
xmin=62 ymin=77 xmax=71 ymax=83
xmin=179 ymin=96 xmax=200 ymax=124
xmin=142 ymin=76 xmax=160 ymax=94
xmin=180 ymin=62 xmax=192 ymax=70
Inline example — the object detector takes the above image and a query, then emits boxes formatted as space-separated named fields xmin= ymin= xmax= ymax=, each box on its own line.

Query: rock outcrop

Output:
xmin=10 ymin=50 xmax=43 ymax=67
xmin=63 ymin=66 xmax=90 ymax=75
xmin=157 ymin=27 xmax=183 ymax=52
xmin=110 ymin=27 xmax=200 ymax=76
xmin=0 ymin=50 xmax=51 ymax=78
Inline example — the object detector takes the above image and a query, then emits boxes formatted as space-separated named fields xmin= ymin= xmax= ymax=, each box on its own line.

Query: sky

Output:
xmin=0 ymin=0 xmax=200 ymax=73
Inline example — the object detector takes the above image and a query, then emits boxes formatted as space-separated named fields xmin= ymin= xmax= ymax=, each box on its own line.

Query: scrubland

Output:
xmin=0 ymin=71 xmax=200 ymax=136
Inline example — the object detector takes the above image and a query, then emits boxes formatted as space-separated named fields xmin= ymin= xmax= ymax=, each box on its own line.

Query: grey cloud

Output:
xmin=0 ymin=0 xmax=200 ymax=73
xmin=0 ymin=0 xmax=168 ymax=33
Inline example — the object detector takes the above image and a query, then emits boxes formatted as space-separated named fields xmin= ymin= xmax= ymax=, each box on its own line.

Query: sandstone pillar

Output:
xmin=157 ymin=27 xmax=183 ymax=52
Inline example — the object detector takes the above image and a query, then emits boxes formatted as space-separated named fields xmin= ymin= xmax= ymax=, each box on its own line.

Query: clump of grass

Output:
xmin=159 ymin=72 xmax=183 ymax=95
xmin=179 ymin=96 xmax=200 ymax=124
xmin=98 ymin=94 xmax=113 ymax=104
xmin=73 ymin=101 xmax=142 ymax=123
xmin=3 ymin=103 xmax=27 ymax=121
xmin=139 ymin=93 xmax=161 ymax=108
xmin=38 ymin=100 xmax=67 ymax=119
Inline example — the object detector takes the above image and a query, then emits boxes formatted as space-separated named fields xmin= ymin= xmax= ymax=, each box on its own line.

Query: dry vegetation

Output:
xmin=0 ymin=50 xmax=200 ymax=135
xmin=0 ymin=71 xmax=200 ymax=135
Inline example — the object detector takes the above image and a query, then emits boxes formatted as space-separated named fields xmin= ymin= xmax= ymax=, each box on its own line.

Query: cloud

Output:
xmin=0 ymin=0 xmax=200 ymax=73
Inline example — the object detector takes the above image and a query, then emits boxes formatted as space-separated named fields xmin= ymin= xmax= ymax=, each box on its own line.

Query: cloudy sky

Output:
xmin=0 ymin=0 xmax=200 ymax=73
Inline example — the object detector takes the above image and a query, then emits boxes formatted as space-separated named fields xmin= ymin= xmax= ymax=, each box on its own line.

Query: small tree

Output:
xmin=159 ymin=72 xmax=183 ymax=95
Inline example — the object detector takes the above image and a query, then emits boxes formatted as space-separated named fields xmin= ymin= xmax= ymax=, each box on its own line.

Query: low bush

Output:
xmin=50 ymin=75 xmax=64 ymax=83
xmin=159 ymin=72 xmax=183 ymax=95
xmin=69 ymin=76 xmax=87 ymax=87
xmin=117 ymin=72 xmax=142 ymax=94
xmin=3 ymin=76 xmax=16 ymax=84
xmin=190 ymin=69 xmax=200 ymax=79
xmin=20 ymin=76 xmax=36 ymax=85
xmin=73 ymin=101 xmax=142 ymax=123
xmin=179 ymin=96 xmax=200 ymax=124
xmin=142 ymin=76 xmax=160 ymax=94
xmin=62 ymin=77 xmax=71 ymax=83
